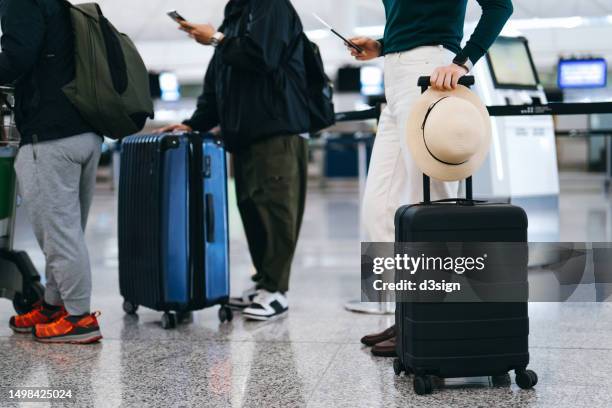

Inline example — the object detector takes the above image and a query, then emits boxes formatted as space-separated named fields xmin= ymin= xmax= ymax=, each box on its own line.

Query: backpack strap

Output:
xmin=282 ymin=0 xmax=306 ymax=57
xmin=65 ymin=3 xmax=102 ymax=20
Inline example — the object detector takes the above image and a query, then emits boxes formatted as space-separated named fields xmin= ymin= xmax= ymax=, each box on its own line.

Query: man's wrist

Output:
xmin=181 ymin=120 xmax=195 ymax=131
xmin=210 ymin=32 xmax=225 ymax=47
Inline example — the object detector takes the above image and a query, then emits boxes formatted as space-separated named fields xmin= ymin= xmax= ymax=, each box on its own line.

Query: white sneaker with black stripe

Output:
xmin=242 ymin=290 xmax=288 ymax=321
xmin=228 ymin=285 xmax=259 ymax=310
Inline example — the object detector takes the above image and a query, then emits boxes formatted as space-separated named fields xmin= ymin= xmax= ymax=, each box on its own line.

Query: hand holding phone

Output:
xmin=347 ymin=37 xmax=382 ymax=61
xmin=167 ymin=10 xmax=186 ymax=24
xmin=168 ymin=10 xmax=196 ymax=37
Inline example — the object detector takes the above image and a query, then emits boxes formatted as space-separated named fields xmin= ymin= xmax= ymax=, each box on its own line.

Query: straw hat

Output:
xmin=406 ymin=86 xmax=491 ymax=182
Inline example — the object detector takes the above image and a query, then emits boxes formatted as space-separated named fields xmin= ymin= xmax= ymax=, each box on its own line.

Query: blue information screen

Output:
xmin=558 ymin=59 xmax=607 ymax=89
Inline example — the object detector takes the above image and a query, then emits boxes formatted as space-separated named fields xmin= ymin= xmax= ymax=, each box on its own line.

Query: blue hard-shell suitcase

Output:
xmin=118 ymin=132 xmax=232 ymax=328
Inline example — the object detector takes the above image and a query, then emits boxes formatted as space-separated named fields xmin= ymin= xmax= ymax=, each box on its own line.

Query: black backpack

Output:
xmin=300 ymin=34 xmax=336 ymax=133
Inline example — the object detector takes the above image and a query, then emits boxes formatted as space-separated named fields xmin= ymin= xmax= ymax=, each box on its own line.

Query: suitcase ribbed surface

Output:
xmin=118 ymin=135 xmax=164 ymax=309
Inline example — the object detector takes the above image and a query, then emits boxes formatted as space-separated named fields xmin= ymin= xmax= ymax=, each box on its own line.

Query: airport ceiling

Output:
xmin=95 ymin=0 xmax=612 ymax=42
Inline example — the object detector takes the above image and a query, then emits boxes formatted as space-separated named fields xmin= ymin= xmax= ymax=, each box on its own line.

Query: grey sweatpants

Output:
xmin=14 ymin=133 xmax=102 ymax=316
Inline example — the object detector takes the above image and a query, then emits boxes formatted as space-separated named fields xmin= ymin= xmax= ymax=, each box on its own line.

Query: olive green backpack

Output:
xmin=62 ymin=2 xmax=154 ymax=139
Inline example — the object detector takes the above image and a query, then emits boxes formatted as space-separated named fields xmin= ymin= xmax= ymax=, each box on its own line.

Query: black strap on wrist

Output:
xmin=454 ymin=62 xmax=469 ymax=74
xmin=452 ymin=54 xmax=469 ymax=73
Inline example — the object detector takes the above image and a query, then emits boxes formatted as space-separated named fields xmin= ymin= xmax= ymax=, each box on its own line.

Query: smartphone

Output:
xmin=312 ymin=14 xmax=364 ymax=54
xmin=167 ymin=10 xmax=187 ymax=24
xmin=334 ymin=31 xmax=364 ymax=54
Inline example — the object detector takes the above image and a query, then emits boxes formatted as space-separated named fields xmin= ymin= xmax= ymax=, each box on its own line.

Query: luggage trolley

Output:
xmin=0 ymin=86 xmax=44 ymax=314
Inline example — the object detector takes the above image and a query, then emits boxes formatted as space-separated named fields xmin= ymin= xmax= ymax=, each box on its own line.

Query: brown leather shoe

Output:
xmin=371 ymin=337 xmax=397 ymax=357
xmin=360 ymin=325 xmax=396 ymax=347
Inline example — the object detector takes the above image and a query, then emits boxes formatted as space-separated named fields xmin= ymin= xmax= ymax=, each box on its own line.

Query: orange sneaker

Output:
xmin=33 ymin=312 xmax=103 ymax=344
xmin=9 ymin=303 xmax=67 ymax=334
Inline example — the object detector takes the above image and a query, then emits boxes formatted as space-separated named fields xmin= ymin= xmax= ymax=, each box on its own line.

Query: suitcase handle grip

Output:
xmin=428 ymin=197 xmax=485 ymax=205
xmin=418 ymin=76 xmax=475 ymax=92
xmin=205 ymin=193 xmax=215 ymax=243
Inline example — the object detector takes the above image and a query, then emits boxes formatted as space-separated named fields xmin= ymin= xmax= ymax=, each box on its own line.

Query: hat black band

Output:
xmin=421 ymin=96 xmax=468 ymax=167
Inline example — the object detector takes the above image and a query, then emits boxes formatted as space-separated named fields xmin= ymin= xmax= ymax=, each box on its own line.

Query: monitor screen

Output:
xmin=149 ymin=73 xmax=162 ymax=99
xmin=486 ymin=37 xmax=539 ymax=89
xmin=336 ymin=67 xmax=362 ymax=93
xmin=148 ymin=72 xmax=181 ymax=101
xmin=558 ymin=59 xmax=607 ymax=89
xmin=159 ymin=72 xmax=181 ymax=102
xmin=360 ymin=66 xmax=384 ymax=96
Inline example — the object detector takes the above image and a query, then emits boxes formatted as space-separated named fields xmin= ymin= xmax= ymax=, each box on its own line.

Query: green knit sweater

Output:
xmin=380 ymin=0 xmax=513 ymax=64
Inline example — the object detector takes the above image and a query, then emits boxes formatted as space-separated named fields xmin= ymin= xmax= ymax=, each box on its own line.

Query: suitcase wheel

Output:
xmin=413 ymin=376 xmax=433 ymax=395
xmin=515 ymin=369 xmax=538 ymax=389
xmin=491 ymin=373 xmax=512 ymax=387
xmin=122 ymin=300 xmax=139 ymax=315
xmin=12 ymin=281 xmax=45 ymax=315
xmin=161 ymin=312 xmax=177 ymax=330
xmin=218 ymin=305 xmax=233 ymax=323
xmin=177 ymin=311 xmax=193 ymax=324
xmin=393 ymin=358 xmax=404 ymax=376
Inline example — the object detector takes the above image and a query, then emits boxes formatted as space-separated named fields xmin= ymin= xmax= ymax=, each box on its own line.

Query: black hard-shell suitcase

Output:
xmin=392 ymin=77 xmax=538 ymax=395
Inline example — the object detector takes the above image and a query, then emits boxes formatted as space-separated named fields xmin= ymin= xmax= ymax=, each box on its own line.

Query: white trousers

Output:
xmin=363 ymin=46 xmax=460 ymax=242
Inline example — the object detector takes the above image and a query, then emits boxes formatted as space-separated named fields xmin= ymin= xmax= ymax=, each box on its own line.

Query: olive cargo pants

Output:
xmin=234 ymin=135 xmax=308 ymax=293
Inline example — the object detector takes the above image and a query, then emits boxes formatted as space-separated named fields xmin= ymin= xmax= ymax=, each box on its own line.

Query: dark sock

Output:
xmin=66 ymin=314 xmax=89 ymax=323
xmin=42 ymin=302 xmax=62 ymax=311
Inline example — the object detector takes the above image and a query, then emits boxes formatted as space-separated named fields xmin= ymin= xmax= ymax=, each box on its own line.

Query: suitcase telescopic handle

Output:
xmin=422 ymin=174 xmax=473 ymax=204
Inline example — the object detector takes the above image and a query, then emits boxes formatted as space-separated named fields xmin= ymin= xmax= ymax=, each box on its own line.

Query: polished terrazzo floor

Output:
xmin=1 ymin=172 xmax=612 ymax=407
